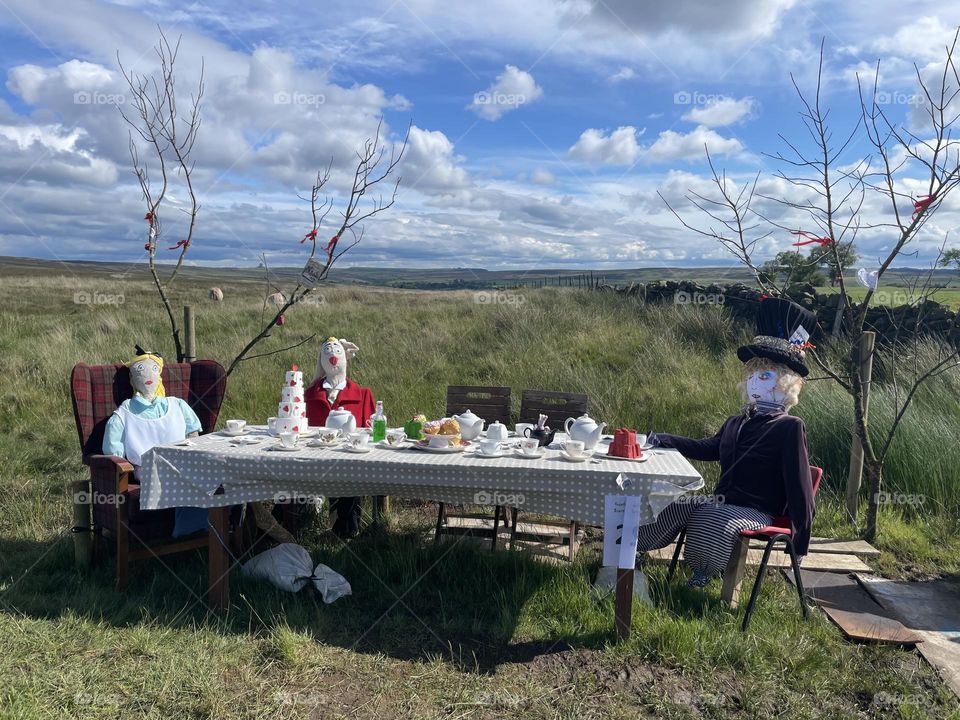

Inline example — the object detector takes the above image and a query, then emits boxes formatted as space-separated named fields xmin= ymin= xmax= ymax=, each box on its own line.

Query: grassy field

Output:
xmin=1 ymin=271 xmax=959 ymax=719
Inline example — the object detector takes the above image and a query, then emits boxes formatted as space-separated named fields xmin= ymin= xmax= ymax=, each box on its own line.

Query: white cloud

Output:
xmin=468 ymin=65 xmax=543 ymax=121
xmin=607 ymin=67 xmax=636 ymax=83
xmin=402 ymin=126 xmax=471 ymax=195
xmin=568 ymin=126 xmax=644 ymax=166
xmin=644 ymin=125 xmax=744 ymax=163
xmin=681 ymin=96 xmax=756 ymax=127
xmin=530 ymin=167 xmax=555 ymax=185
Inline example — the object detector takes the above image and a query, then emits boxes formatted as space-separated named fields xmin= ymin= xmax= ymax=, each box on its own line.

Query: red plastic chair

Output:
xmin=667 ymin=466 xmax=823 ymax=631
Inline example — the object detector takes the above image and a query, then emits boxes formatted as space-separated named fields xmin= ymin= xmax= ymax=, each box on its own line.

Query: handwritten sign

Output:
xmin=301 ymin=257 xmax=325 ymax=288
xmin=603 ymin=494 xmax=642 ymax=569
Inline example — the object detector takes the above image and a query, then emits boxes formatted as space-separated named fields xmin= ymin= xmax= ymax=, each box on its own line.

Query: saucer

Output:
xmin=514 ymin=448 xmax=546 ymax=459
xmin=344 ymin=444 xmax=373 ymax=453
xmin=474 ymin=448 xmax=507 ymax=458
xmin=595 ymin=450 xmax=649 ymax=463
xmin=378 ymin=440 xmax=409 ymax=450
xmin=411 ymin=440 xmax=469 ymax=453
xmin=221 ymin=428 xmax=251 ymax=437
xmin=267 ymin=443 xmax=303 ymax=452
xmin=306 ymin=439 xmax=340 ymax=448
xmin=559 ymin=450 xmax=589 ymax=463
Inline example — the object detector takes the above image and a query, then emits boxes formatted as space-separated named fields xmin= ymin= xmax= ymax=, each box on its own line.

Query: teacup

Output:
xmin=348 ymin=432 xmax=370 ymax=450
xmin=515 ymin=423 xmax=534 ymax=438
xmin=561 ymin=439 xmax=586 ymax=458
xmin=386 ymin=429 xmax=407 ymax=446
xmin=520 ymin=438 xmax=540 ymax=455
xmin=636 ymin=433 xmax=648 ymax=448
xmin=428 ymin=434 xmax=452 ymax=449
xmin=318 ymin=427 xmax=340 ymax=444
xmin=279 ymin=431 xmax=298 ymax=449
xmin=226 ymin=419 xmax=246 ymax=434
xmin=267 ymin=417 xmax=279 ymax=434
xmin=479 ymin=439 xmax=501 ymax=455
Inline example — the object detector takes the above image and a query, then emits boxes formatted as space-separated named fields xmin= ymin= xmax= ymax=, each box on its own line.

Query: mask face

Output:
xmin=745 ymin=369 xmax=786 ymax=406
xmin=130 ymin=358 xmax=162 ymax=400
xmin=320 ymin=341 xmax=346 ymax=377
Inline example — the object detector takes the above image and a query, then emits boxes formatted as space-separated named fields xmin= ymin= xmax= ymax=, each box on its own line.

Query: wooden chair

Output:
xmin=70 ymin=360 xmax=230 ymax=590
xmin=434 ymin=385 xmax=512 ymax=551
xmin=508 ymin=389 xmax=589 ymax=561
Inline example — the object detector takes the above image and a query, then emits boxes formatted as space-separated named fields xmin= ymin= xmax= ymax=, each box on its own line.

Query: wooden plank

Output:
xmin=806 ymin=537 xmax=880 ymax=558
xmin=207 ymin=506 xmax=230 ymax=610
xmin=519 ymin=389 xmax=588 ymax=428
xmin=649 ymin=545 xmax=874 ymax=573
xmin=615 ymin=569 xmax=634 ymax=641
xmin=721 ymin=535 xmax=750 ymax=607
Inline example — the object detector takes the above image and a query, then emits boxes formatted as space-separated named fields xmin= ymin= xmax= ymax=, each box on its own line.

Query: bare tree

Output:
xmin=663 ymin=33 xmax=960 ymax=540
xmin=225 ymin=119 xmax=410 ymax=376
xmin=119 ymin=30 xmax=203 ymax=362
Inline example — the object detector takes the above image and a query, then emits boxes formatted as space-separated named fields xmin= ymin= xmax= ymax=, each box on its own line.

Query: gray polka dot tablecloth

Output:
xmin=139 ymin=428 xmax=705 ymax=526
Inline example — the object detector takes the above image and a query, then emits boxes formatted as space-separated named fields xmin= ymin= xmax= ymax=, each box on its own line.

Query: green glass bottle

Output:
xmin=372 ymin=400 xmax=387 ymax=442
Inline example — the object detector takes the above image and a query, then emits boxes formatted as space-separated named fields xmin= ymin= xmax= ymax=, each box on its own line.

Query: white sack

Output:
xmin=242 ymin=543 xmax=351 ymax=603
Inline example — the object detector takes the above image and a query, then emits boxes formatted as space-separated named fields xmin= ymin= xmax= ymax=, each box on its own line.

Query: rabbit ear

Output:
xmin=340 ymin=340 xmax=359 ymax=359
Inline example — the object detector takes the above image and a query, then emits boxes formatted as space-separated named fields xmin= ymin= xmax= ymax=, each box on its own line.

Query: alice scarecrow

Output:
xmin=639 ymin=297 xmax=819 ymax=587
xmin=305 ymin=337 xmax=375 ymax=538
xmin=103 ymin=345 xmax=209 ymax=537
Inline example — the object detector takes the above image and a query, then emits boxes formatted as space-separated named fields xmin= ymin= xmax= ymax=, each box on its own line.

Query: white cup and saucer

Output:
xmin=223 ymin=419 xmax=249 ymax=436
xmin=270 ymin=430 xmax=301 ymax=452
xmin=345 ymin=431 xmax=373 ymax=453
xmin=381 ymin=428 xmax=408 ymax=448
xmin=559 ymin=439 xmax=588 ymax=462
xmin=515 ymin=437 xmax=545 ymax=459
xmin=307 ymin=427 xmax=342 ymax=447
xmin=475 ymin=439 xmax=504 ymax=458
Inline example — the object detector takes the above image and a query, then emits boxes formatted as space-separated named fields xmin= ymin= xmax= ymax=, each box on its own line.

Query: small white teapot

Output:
xmin=325 ymin=409 xmax=357 ymax=434
xmin=564 ymin=413 xmax=606 ymax=450
xmin=485 ymin=421 xmax=508 ymax=442
xmin=452 ymin=409 xmax=485 ymax=440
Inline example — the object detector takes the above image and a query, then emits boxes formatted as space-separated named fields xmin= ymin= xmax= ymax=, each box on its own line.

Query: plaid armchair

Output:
xmin=70 ymin=360 xmax=227 ymax=590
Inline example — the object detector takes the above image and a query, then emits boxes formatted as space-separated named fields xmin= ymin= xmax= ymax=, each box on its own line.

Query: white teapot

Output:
xmin=325 ymin=409 xmax=357 ymax=434
xmin=451 ymin=409 xmax=485 ymax=440
xmin=564 ymin=413 xmax=606 ymax=450
xmin=485 ymin=421 xmax=508 ymax=442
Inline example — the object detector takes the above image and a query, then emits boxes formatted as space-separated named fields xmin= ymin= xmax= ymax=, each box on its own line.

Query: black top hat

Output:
xmin=736 ymin=297 xmax=818 ymax=377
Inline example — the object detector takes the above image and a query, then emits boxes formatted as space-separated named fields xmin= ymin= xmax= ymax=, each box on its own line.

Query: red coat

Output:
xmin=305 ymin=378 xmax=375 ymax=429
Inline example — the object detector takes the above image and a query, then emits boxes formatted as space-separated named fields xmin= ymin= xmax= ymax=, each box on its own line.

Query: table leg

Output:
xmin=614 ymin=568 xmax=634 ymax=641
xmin=721 ymin=535 xmax=750 ymax=608
xmin=208 ymin=506 xmax=230 ymax=611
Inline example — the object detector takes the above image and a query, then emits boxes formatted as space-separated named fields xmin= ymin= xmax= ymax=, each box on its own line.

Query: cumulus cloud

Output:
xmin=568 ymin=126 xmax=644 ymax=165
xmin=681 ymin=96 xmax=756 ymax=127
xmin=644 ymin=125 xmax=744 ymax=163
xmin=607 ymin=67 xmax=636 ymax=83
xmin=401 ymin=126 xmax=471 ymax=195
xmin=468 ymin=65 xmax=543 ymax=121
xmin=530 ymin=167 xmax=556 ymax=185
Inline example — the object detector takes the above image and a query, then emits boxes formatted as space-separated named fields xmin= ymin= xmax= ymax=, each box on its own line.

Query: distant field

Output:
xmin=818 ymin=285 xmax=960 ymax=309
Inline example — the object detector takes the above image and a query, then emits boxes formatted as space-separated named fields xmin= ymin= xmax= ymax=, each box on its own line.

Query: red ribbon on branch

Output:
xmin=301 ymin=228 xmax=318 ymax=244
xmin=144 ymin=243 xmax=152 ymax=251
xmin=912 ymin=195 xmax=934 ymax=219
xmin=167 ymin=239 xmax=190 ymax=251
xmin=144 ymin=212 xmax=154 ymax=223
xmin=790 ymin=230 xmax=833 ymax=247
xmin=325 ymin=235 xmax=339 ymax=258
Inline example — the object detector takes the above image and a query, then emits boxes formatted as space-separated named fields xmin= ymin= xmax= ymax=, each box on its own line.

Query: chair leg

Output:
xmin=741 ymin=538 xmax=777 ymax=631
xmin=115 ymin=510 xmax=129 ymax=592
xmin=509 ymin=508 xmax=519 ymax=550
xmin=786 ymin=539 xmax=809 ymax=618
xmin=667 ymin=528 xmax=687 ymax=580
xmin=433 ymin=502 xmax=445 ymax=544
xmin=568 ymin=521 xmax=578 ymax=562
xmin=491 ymin=505 xmax=502 ymax=552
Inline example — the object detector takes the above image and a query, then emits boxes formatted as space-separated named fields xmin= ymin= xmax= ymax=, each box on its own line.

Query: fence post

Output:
xmin=183 ymin=306 xmax=197 ymax=362
xmin=832 ymin=292 xmax=847 ymax=335
xmin=846 ymin=331 xmax=875 ymax=523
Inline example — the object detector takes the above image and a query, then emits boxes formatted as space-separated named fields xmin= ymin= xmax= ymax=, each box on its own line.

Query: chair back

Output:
xmin=445 ymin=385 xmax=511 ymax=425
xmin=519 ymin=389 xmax=588 ymax=430
xmin=771 ymin=465 xmax=822 ymax=528
xmin=71 ymin=360 xmax=227 ymax=464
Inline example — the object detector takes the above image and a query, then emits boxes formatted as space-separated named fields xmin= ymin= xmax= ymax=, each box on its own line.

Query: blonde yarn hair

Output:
xmin=737 ymin=357 xmax=803 ymax=410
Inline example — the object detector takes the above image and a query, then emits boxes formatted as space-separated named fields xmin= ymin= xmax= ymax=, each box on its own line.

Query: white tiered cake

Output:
xmin=274 ymin=365 xmax=308 ymax=434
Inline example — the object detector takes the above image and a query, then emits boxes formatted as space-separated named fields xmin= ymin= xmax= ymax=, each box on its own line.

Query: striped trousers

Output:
xmin=637 ymin=497 xmax=773 ymax=578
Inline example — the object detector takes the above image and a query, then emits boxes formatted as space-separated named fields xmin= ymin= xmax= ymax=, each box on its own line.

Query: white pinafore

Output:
xmin=116 ymin=399 xmax=186 ymax=474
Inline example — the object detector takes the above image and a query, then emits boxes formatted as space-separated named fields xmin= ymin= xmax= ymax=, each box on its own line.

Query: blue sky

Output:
xmin=0 ymin=0 xmax=959 ymax=271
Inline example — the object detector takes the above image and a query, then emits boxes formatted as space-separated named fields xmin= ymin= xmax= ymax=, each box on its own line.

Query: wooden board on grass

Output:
xmin=648 ymin=545 xmax=874 ymax=573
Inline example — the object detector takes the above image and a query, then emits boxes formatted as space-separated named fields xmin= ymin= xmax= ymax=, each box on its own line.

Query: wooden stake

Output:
xmin=614 ymin=568 xmax=634 ymax=641
xmin=183 ymin=305 xmax=197 ymax=362
xmin=846 ymin=331 xmax=876 ymax=523
xmin=72 ymin=479 xmax=92 ymax=570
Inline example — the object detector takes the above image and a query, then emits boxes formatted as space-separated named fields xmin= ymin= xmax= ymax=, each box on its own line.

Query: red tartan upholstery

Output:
xmin=71 ymin=360 xmax=226 ymax=463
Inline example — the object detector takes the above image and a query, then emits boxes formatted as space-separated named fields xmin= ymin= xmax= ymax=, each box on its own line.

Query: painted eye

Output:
xmin=758 ymin=371 xmax=773 ymax=381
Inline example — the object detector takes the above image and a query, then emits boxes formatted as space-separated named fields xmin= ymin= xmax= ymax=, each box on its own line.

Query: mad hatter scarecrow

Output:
xmin=305 ymin=337 xmax=375 ymax=538
xmin=102 ymin=345 xmax=208 ymax=537
xmin=638 ymin=297 xmax=818 ymax=587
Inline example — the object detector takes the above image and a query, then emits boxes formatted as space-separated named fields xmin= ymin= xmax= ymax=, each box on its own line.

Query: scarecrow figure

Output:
xmin=305 ymin=337 xmax=375 ymax=538
xmin=102 ymin=345 xmax=209 ymax=537
xmin=639 ymin=297 xmax=818 ymax=587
